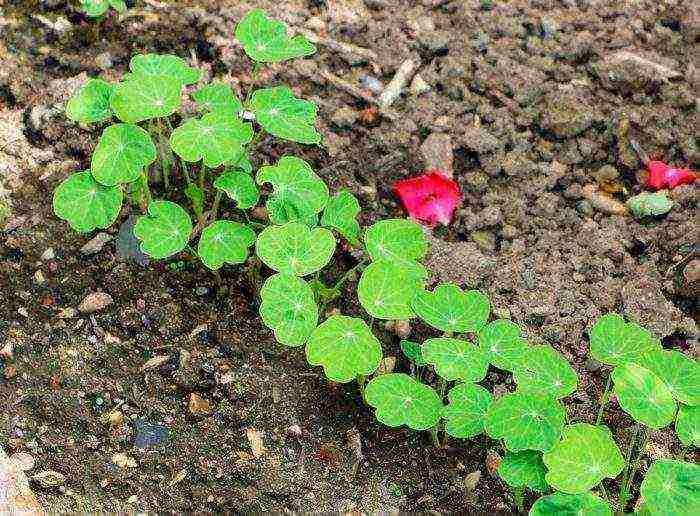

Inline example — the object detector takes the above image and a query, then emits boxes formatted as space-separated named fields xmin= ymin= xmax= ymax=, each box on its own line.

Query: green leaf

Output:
xmin=129 ymin=53 xmax=201 ymax=85
xmin=80 ymin=0 xmax=109 ymax=17
xmin=364 ymin=218 xmax=429 ymax=278
xmin=320 ymin=191 xmax=361 ymax=245
xmin=306 ymin=315 xmax=382 ymax=383
xmin=66 ymin=78 xmax=113 ymax=123
xmin=484 ymin=392 xmax=566 ymax=452
xmin=110 ymin=74 xmax=182 ymax=123
xmin=640 ymin=460 xmax=700 ymax=516
xmin=400 ymin=340 xmax=426 ymax=366
xmin=214 ymin=170 xmax=260 ymax=210
xmin=197 ymin=220 xmax=255 ymax=271
xmin=250 ymin=86 xmax=321 ymax=144
xmin=170 ymin=113 xmax=253 ymax=168
xmin=676 ymin=405 xmax=699 ymax=447
xmin=255 ymin=222 xmax=335 ymax=277
xmin=90 ymin=123 xmax=157 ymax=186
xmin=627 ymin=192 xmax=674 ymax=218
xmin=309 ymin=279 xmax=341 ymax=305
xmin=412 ymin=284 xmax=490 ymax=333
xmin=364 ymin=373 xmax=443 ymax=431
xmin=498 ymin=450 xmax=549 ymax=492
xmin=53 ymin=171 xmax=123 ymax=233
xmin=478 ymin=319 xmax=528 ymax=371
xmin=442 ymin=383 xmax=493 ymax=439
xmin=612 ymin=363 xmax=677 ymax=429
xmin=256 ymin=156 xmax=329 ymax=224
xmin=109 ymin=0 xmax=126 ymax=12
xmin=513 ymin=345 xmax=578 ymax=399
xmin=635 ymin=349 xmax=700 ymax=406
xmin=235 ymin=9 xmax=316 ymax=63
xmin=421 ymin=337 xmax=489 ymax=382
xmin=357 ymin=260 xmax=426 ymax=320
xmin=184 ymin=184 xmax=204 ymax=218
xmin=542 ymin=423 xmax=625 ymax=494
xmin=529 ymin=492 xmax=612 ymax=516
xmin=133 ymin=201 xmax=193 ymax=259
xmin=589 ymin=313 xmax=657 ymax=366
xmin=192 ymin=82 xmax=243 ymax=115
xmin=259 ymin=273 xmax=317 ymax=347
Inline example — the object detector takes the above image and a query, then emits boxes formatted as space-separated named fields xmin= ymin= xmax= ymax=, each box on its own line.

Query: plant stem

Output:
xmin=334 ymin=258 xmax=368 ymax=291
xmin=430 ymin=425 xmax=440 ymax=448
xmin=181 ymin=160 xmax=192 ymax=185
xmin=357 ymin=374 xmax=366 ymax=395
xmin=596 ymin=372 xmax=613 ymax=425
xmin=199 ymin=164 xmax=206 ymax=192
xmin=621 ymin=426 xmax=650 ymax=509
xmin=514 ymin=486 xmax=525 ymax=513
xmin=245 ymin=62 xmax=263 ymax=105
xmin=211 ymin=190 xmax=222 ymax=221
xmin=619 ymin=423 xmax=641 ymax=509
xmin=140 ymin=169 xmax=151 ymax=212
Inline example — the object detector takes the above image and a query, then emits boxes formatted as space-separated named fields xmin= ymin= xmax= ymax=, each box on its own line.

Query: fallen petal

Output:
xmin=393 ymin=171 xmax=461 ymax=226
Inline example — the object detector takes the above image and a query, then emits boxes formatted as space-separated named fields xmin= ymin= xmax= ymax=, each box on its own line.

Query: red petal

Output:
xmin=393 ymin=171 xmax=462 ymax=226
xmin=646 ymin=161 xmax=669 ymax=190
xmin=665 ymin=167 xmax=697 ymax=188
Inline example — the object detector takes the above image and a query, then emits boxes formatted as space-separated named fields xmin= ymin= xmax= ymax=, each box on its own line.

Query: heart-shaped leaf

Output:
xmin=358 ymin=260 xmax=426 ymax=320
xmin=306 ymin=315 xmax=382 ymax=383
xmin=497 ymin=450 xmax=548 ymax=492
xmin=110 ymin=74 xmax=182 ymax=123
xmin=400 ymin=340 xmax=426 ymax=366
xmin=640 ymin=460 xmax=700 ymax=516
xmin=421 ymin=337 xmax=490 ymax=382
xmin=133 ymin=200 xmax=192 ymax=259
xmin=412 ymin=284 xmax=490 ymax=333
xmin=235 ymin=9 xmax=316 ymax=63
xmin=129 ymin=53 xmax=201 ymax=85
xmin=53 ymin=171 xmax=123 ymax=233
xmin=320 ymin=191 xmax=361 ymax=245
xmin=589 ymin=313 xmax=657 ymax=366
xmin=513 ymin=345 xmax=578 ymax=399
xmin=676 ymin=405 xmax=699 ymax=447
xmin=109 ymin=0 xmax=126 ymax=12
xmin=80 ymin=0 xmax=109 ymax=16
xmin=612 ymin=363 xmax=676 ymax=429
xmin=259 ymin=273 xmax=317 ymax=347
xmin=543 ymin=423 xmax=625 ymax=494
xmin=484 ymin=392 xmax=566 ymax=452
xmin=256 ymin=156 xmax=329 ymax=224
xmin=635 ymin=349 xmax=700 ymax=406
xmin=364 ymin=218 xmax=429 ymax=277
xmin=255 ymin=222 xmax=335 ymax=276
xmin=478 ymin=319 xmax=528 ymax=371
xmin=197 ymin=220 xmax=255 ymax=271
xmin=627 ymin=192 xmax=674 ymax=218
xmin=529 ymin=492 xmax=612 ymax=516
xmin=442 ymin=383 xmax=493 ymax=438
xmin=192 ymin=82 xmax=243 ymax=115
xmin=90 ymin=123 xmax=157 ymax=186
xmin=66 ymin=78 xmax=113 ymax=123
xmin=214 ymin=170 xmax=260 ymax=210
xmin=170 ymin=113 xmax=253 ymax=168
xmin=365 ymin=373 xmax=443 ymax=431
xmin=250 ymin=86 xmax=321 ymax=144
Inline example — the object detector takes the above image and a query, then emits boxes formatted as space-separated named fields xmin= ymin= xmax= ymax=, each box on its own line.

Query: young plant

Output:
xmin=497 ymin=450 xmax=548 ymax=512
xmin=638 ymin=459 xmax=699 ymax=515
xmin=528 ymin=492 xmax=612 ymax=516
xmin=80 ymin=0 xmax=126 ymax=18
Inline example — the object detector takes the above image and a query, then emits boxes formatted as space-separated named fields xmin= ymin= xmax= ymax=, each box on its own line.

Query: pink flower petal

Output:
xmin=645 ymin=160 xmax=697 ymax=190
xmin=393 ymin=171 xmax=462 ymax=226
xmin=646 ymin=161 xmax=669 ymax=190
xmin=665 ymin=167 xmax=697 ymax=188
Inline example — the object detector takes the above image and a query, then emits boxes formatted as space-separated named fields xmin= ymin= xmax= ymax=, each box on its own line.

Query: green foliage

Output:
xmin=412 ymin=284 xmax=490 ymax=333
xmin=513 ymin=345 xmax=578 ymax=399
xmin=214 ymin=171 xmax=260 ymax=210
xmin=589 ymin=313 xmax=656 ymax=366
xmin=320 ymin=191 xmax=361 ymax=245
xmin=184 ymin=184 xmax=204 ymax=218
xmin=81 ymin=0 xmax=125 ymax=17
xmin=400 ymin=340 xmax=426 ymax=366
xmin=612 ymin=363 xmax=677 ymax=429
xmin=635 ymin=349 xmax=700 ymax=406
xmin=627 ymin=192 xmax=674 ymax=218
xmin=421 ymin=337 xmax=489 ymax=382
xmin=676 ymin=404 xmax=699 ymax=447
xmin=111 ymin=74 xmax=182 ymax=123
xmin=365 ymin=373 xmax=443 ymax=431
xmin=66 ymin=79 xmax=113 ymax=123
xmin=259 ymin=273 xmax=317 ymax=347
xmin=250 ymin=86 xmax=321 ymax=144
xmin=442 ymin=383 xmax=493 ymax=438
xmin=364 ymin=218 xmax=428 ymax=277
xmin=192 ymin=83 xmax=243 ymax=115
xmin=358 ymin=260 xmax=426 ymax=320
xmin=197 ymin=221 xmax=255 ymax=271
xmin=235 ymin=9 xmax=316 ymax=63
xmin=255 ymin=222 xmax=336 ymax=277
xmin=52 ymin=171 xmax=123 ymax=233
xmin=91 ymin=124 xmax=157 ymax=186
xmin=134 ymin=201 xmax=193 ymax=259
xmin=498 ymin=450 xmax=548 ymax=492
xmin=478 ymin=319 xmax=528 ymax=371
xmin=640 ymin=460 xmax=700 ymax=515
xmin=542 ymin=423 xmax=624 ymax=494
xmin=529 ymin=492 xmax=612 ymax=516
xmin=306 ymin=315 xmax=382 ymax=383
xmin=129 ymin=53 xmax=201 ymax=86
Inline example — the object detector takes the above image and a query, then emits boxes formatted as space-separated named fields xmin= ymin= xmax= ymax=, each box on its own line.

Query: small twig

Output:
xmin=378 ymin=58 xmax=420 ymax=109
xmin=315 ymin=69 xmax=401 ymax=121
xmin=295 ymin=27 xmax=381 ymax=74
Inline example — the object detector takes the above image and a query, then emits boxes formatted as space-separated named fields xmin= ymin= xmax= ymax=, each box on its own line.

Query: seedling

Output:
xmin=411 ymin=284 xmax=490 ymax=333
xmin=442 ymin=383 xmax=492 ymax=439
xmin=513 ymin=345 xmax=578 ymax=399
xmin=80 ymin=0 xmax=126 ymax=18
xmin=477 ymin=319 xmax=529 ymax=371
xmin=639 ymin=459 xmax=699 ymax=515
xmin=497 ymin=450 xmax=548 ymax=512
xmin=421 ymin=337 xmax=489 ymax=383
xmin=259 ymin=274 xmax=317 ymax=347
xmin=675 ymin=405 xmax=699 ymax=447
xmin=529 ymin=492 xmax=612 ymax=516
xmin=635 ymin=348 xmax=700 ymax=406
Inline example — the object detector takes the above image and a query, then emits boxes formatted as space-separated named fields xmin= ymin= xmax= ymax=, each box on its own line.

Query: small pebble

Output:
xmin=40 ymin=248 xmax=55 ymax=261
xmin=188 ymin=393 xmax=213 ymax=417
xmin=78 ymin=292 xmax=113 ymax=313
xmin=582 ymin=185 xmax=628 ymax=216
xmin=80 ymin=232 xmax=112 ymax=255
xmin=683 ymin=260 xmax=700 ymax=283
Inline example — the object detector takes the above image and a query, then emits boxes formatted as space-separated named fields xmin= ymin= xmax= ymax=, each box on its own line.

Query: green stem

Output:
xmin=430 ymin=425 xmax=440 ymax=448
xmin=211 ymin=190 xmax=222 ymax=221
xmin=245 ymin=62 xmax=263 ymax=105
xmin=514 ymin=486 xmax=525 ymax=513
xmin=199 ymin=164 xmax=206 ymax=192
xmin=619 ymin=423 xmax=641 ymax=509
xmin=596 ymin=373 xmax=613 ymax=426
xmin=181 ymin=160 xmax=192 ymax=185
xmin=621 ymin=426 xmax=649 ymax=509
xmin=333 ymin=258 xmax=368 ymax=291
xmin=140 ymin=169 xmax=151 ymax=212
xmin=357 ymin=374 xmax=366 ymax=395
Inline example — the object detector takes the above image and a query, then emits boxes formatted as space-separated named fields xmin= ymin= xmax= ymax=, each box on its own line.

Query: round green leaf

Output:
xmin=513 ymin=345 xmax=578 ymax=399
xmin=256 ymin=156 xmax=329 ymax=224
xmin=129 ymin=53 xmax=201 ymax=85
xmin=640 ymin=460 xmax=700 ymax=516
xmin=80 ymin=0 xmax=109 ymax=16
xmin=255 ymin=222 xmax=335 ymax=277
xmin=90 ymin=124 xmax=157 ymax=186
xmin=400 ymin=340 xmax=426 ymax=366
xmin=197 ymin=220 xmax=255 ymax=271
xmin=357 ymin=260 xmax=426 ymax=320
xmin=627 ymin=192 xmax=674 ymax=218
xmin=478 ymin=319 xmax=528 ymax=371
xmin=636 ymin=349 xmax=700 ymax=406
xmin=543 ymin=423 xmax=624 ymax=494
xmin=53 ymin=171 xmax=122 ymax=233
xmin=109 ymin=0 xmax=126 ymax=12
xmin=170 ymin=113 xmax=253 ymax=168
xmin=676 ymin=405 xmax=699 ymax=447
xmin=529 ymin=492 xmax=612 ymax=516
xmin=498 ymin=450 xmax=548 ymax=492
xmin=66 ymin=78 xmax=113 ymax=123
xmin=612 ymin=363 xmax=677 ymax=429
xmin=412 ymin=284 xmax=490 ymax=333
xmin=214 ymin=170 xmax=260 ymax=210
xmin=484 ymin=392 xmax=566 ymax=452
xmin=250 ymin=86 xmax=321 ymax=144
xmin=364 ymin=373 xmax=443 ymax=431
xmin=110 ymin=74 xmax=182 ymax=123
xmin=133 ymin=201 xmax=192 ymax=259
xmin=320 ymin=191 xmax=361 ymax=245
xmin=192 ymin=82 xmax=242 ymax=115
xmin=235 ymin=9 xmax=316 ymax=63
xmin=442 ymin=383 xmax=493 ymax=438
xmin=421 ymin=337 xmax=489 ymax=382
xmin=589 ymin=313 xmax=657 ymax=366
xmin=364 ymin=218 xmax=428 ymax=278
xmin=306 ymin=315 xmax=382 ymax=383
xmin=259 ymin=273 xmax=317 ymax=347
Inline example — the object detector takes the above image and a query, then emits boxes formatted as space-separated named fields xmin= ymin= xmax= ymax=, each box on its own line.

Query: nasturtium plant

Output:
xmin=364 ymin=218 xmax=429 ymax=277
xmin=442 ymin=383 xmax=493 ymax=438
xmin=478 ymin=319 xmax=528 ymax=371
xmin=133 ymin=201 xmax=192 ymax=259
xmin=529 ymin=492 xmax=612 ymax=516
xmin=589 ymin=313 xmax=656 ymax=366
xmin=259 ymin=273 xmax=317 ymax=347
xmin=66 ymin=78 xmax=113 ymax=123
xmin=675 ymin=404 xmax=699 ymax=447
xmin=81 ymin=0 xmax=125 ymax=17
xmin=412 ymin=284 xmax=490 ymax=333
xmin=214 ymin=171 xmax=260 ymax=210
xmin=640 ymin=460 xmax=700 ymax=516
xmin=400 ymin=340 xmax=426 ymax=366
xmin=542 ymin=423 xmax=624 ymax=494
xmin=358 ymin=260 xmax=426 ymax=320
xmin=250 ymin=87 xmax=321 ymax=144
xmin=365 ymin=373 xmax=443 ymax=431
xmin=53 ymin=171 xmax=123 ymax=233
xmin=306 ymin=315 xmax=382 ymax=383
xmin=255 ymin=222 xmax=335 ymax=276
xmin=197 ymin=221 xmax=255 ymax=271
xmin=129 ymin=53 xmax=202 ymax=86
xmin=421 ymin=337 xmax=489 ymax=382
xmin=484 ymin=392 xmax=566 ymax=452
xmin=513 ymin=346 xmax=578 ymax=399
xmin=612 ymin=363 xmax=677 ymax=429
xmin=497 ymin=450 xmax=548 ymax=492
xmin=635 ymin=349 xmax=700 ymax=406
xmin=192 ymin=83 xmax=243 ymax=115
xmin=91 ymin=123 xmax=157 ymax=186
xmin=320 ymin=191 xmax=361 ymax=245
xmin=110 ymin=74 xmax=183 ymax=123
xmin=235 ymin=9 xmax=316 ymax=63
